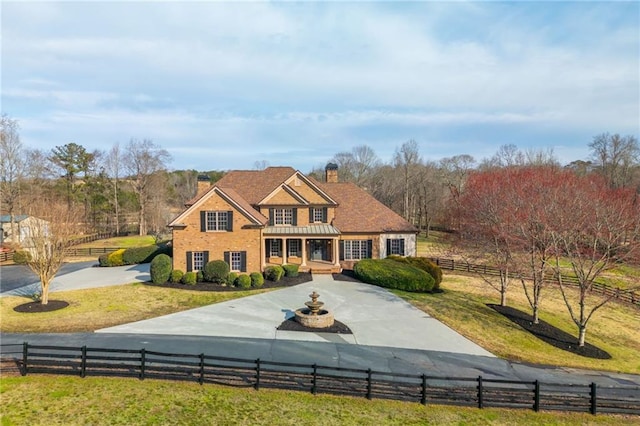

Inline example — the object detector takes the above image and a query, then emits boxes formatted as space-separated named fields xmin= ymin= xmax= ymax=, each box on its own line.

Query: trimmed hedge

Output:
xmin=150 ymin=254 xmax=172 ymax=285
xmin=13 ymin=250 xmax=31 ymax=265
xmin=264 ymin=265 xmax=284 ymax=282
xmin=204 ymin=260 xmax=230 ymax=284
xmin=228 ymin=272 xmax=238 ymax=286
xmin=99 ymin=249 xmax=126 ymax=267
xmin=250 ymin=272 xmax=264 ymax=288
xmin=182 ymin=271 xmax=197 ymax=285
xmin=170 ymin=269 xmax=184 ymax=283
xmin=196 ymin=270 xmax=204 ymax=283
xmin=354 ymin=258 xmax=435 ymax=292
xmin=282 ymin=264 xmax=299 ymax=277
xmin=387 ymin=255 xmax=443 ymax=291
xmin=236 ymin=274 xmax=251 ymax=289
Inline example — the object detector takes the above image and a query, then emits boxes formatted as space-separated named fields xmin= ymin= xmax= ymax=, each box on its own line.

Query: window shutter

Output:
xmin=200 ymin=211 xmax=206 ymax=232
xmin=297 ymin=240 xmax=302 ymax=257
xmin=400 ymin=239 xmax=405 ymax=256
xmin=322 ymin=207 xmax=328 ymax=223
xmin=227 ymin=211 xmax=233 ymax=231
xmin=386 ymin=239 xmax=391 ymax=257
xmin=203 ymin=251 xmax=209 ymax=265
xmin=339 ymin=240 xmax=345 ymax=261
xmin=309 ymin=208 xmax=314 ymax=223
xmin=240 ymin=251 xmax=247 ymax=272
xmin=367 ymin=240 xmax=373 ymax=259
xmin=223 ymin=251 xmax=230 ymax=268
xmin=269 ymin=208 xmax=274 ymax=226
xmin=186 ymin=251 xmax=193 ymax=272
xmin=292 ymin=208 xmax=297 ymax=226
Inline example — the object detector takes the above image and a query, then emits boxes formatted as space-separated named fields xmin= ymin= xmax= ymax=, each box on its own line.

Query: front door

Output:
xmin=310 ymin=240 xmax=325 ymax=261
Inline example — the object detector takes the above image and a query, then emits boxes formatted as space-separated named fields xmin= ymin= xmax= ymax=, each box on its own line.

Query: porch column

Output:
xmin=282 ymin=238 xmax=287 ymax=265
xmin=262 ymin=238 xmax=267 ymax=269
xmin=333 ymin=237 xmax=340 ymax=266
xmin=301 ymin=238 xmax=307 ymax=266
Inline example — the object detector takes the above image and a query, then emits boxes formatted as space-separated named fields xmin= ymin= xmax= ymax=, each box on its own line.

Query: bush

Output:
xmin=122 ymin=244 xmax=170 ymax=265
xmin=235 ymin=274 xmax=252 ymax=289
xmin=354 ymin=258 xmax=434 ymax=292
xmin=182 ymin=271 xmax=197 ymax=285
xmin=264 ymin=265 xmax=284 ymax=282
xmin=282 ymin=264 xmax=299 ymax=277
xmin=196 ymin=270 xmax=204 ymax=282
xmin=98 ymin=253 xmax=110 ymax=267
xmin=250 ymin=272 xmax=264 ymax=288
xmin=170 ymin=269 xmax=184 ymax=283
xmin=387 ymin=255 xmax=443 ymax=292
xmin=228 ymin=272 xmax=238 ymax=286
xmin=97 ymin=249 xmax=126 ymax=267
xmin=150 ymin=254 xmax=172 ymax=285
xmin=12 ymin=250 xmax=31 ymax=265
xmin=203 ymin=260 xmax=230 ymax=284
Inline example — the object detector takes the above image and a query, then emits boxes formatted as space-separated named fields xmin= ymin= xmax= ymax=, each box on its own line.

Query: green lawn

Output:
xmin=73 ymin=235 xmax=157 ymax=248
xmin=1 ymin=376 xmax=636 ymax=425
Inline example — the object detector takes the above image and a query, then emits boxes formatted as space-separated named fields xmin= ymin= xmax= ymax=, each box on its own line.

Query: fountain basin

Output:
xmin=294 ymin=308 xmax=335 ymax=329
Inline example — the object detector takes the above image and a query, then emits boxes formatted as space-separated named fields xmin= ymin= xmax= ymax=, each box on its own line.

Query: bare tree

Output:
xmin=439 ymin=154 xmax=476 ymax=231
xmin=0 ymin=114 xmax=24 ymax=244
xmin=253 ymin=160 xmax=270 ymax=170
xmin=415 ymin=161 xmax=447 ymax=238
xmin=124 ymin=139 xmax=171 ymax=236
xmin=22 ymin=201 xmax=84 ymax=304
xmin=394 ymin=140 xmax=421 ymax=221
xmin=589 ymin=133 xmax=640 ymax=189
xmin=106 ymin=143 xmax=122 ymax=235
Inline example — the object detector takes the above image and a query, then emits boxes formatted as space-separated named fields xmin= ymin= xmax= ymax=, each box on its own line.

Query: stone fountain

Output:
xmin=294 ymin=291 xmax=335 ymax=328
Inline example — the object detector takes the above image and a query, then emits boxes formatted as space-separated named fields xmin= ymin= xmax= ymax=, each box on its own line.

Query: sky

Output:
xmin=2 ymin=1 xmax=639 ymax=172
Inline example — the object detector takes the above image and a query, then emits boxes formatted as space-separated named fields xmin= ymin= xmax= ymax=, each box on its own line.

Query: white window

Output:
xmin=313 ymin=208 xmax=324 ymax=223
xmin=389 ymin=239 xmax=405 ymax=256
xmin=288 ymin=239 xmax=300 ymax=257
xmin=273 ymin=208 xmax=293 ymax=225
xmin=230 ymin=251 xmax=242 ymax=271
xmin=344 ymin=240 xmax=370 ymax=261
xmin=270 ymin=239 xmax=282 ymax=257
xmin=192 ymin=252 xmax=205 ymax=271
xmin=206 ymin=211 xmax=228 ymax=231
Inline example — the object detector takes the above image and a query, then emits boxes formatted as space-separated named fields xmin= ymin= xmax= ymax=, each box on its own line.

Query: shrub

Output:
xmin=182 ymin=271 xmax=197 ymax=285
xmin=387 ymin=256 xmax=443 ymax=292
xmin=98 ymin=253 xmax=110 ymax=267
xmin=196 ymin=270 xmax=204 ymax=282
xmin=170 ymin=269 xmax=184 ymax=283
xmin=236 ymin=274 xmax=252 ymax=289
xmin=12 ymin=250 xmax=31 ymax=265
xmin=250 ymin=272 xmax=264 ymax=288
xmin=122 ymin=244 xmax=167 ymax=265
xmin=264 ymin=265 xmax=284 ymax=282
xmin=354 ymin=258 xmax=434 ymax=292
xmin=228 ymin=272 xmax=238 ymax=286
xmin=150 ymin=254 xmax=172 ymax=285
xmin=203 ymin=260 xmax=230 ymax=284
xmin=104 ymin=249 xmax=126 ymax=267
xmin=282 ymin=264 xmax=299 ymax=277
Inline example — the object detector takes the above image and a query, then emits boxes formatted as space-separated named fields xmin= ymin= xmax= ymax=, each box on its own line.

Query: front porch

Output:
xmin=265 ymin=259 xmax=341 ymax=274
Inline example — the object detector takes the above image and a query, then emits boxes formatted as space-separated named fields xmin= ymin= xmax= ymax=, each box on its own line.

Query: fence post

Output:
xmin=533 ymin=380 xmax=540 ymax=412
xmin=590 ymin=382 xmax=597 ymax=415
xmin=22 ymin=342 xmax=28 ymax=376
xmin=199 ymin=353 xmax=205 ymax=385
xmin=255 ymin=359 xmax=261 ymax=390
xmin=80 ymin=346 xmax=87 ymax=378
xmin=477 ymin=376 xmax=484 ymax=409
xmin=366 ymin=369 xmax=372 ymax=400
xmin=421 ymin=374 xmax=427 ymax=405
xmin=139 ymin=348 xmax=146 ymax=380
xmin=312 ymin=364 xmax=317 ymax=395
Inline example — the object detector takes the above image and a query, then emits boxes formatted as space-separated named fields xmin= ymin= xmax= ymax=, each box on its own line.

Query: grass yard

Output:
xmin=0 ymin=284 xmax=269 ymax=333
xmin=395 ymin=273 xmax=640 ymax=374
xmin=1 ymin=376 xmax=637 ymax=426
xmin=73 ymin=235 xmax=157 ymax=249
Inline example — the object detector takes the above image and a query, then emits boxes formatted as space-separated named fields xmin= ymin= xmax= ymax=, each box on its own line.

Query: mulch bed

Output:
xmin=332 ymin=270 xmax=361 ymax=282
xmin=144 ymin=272 xmax=313 ymax=292
xmin=277 ymin=318 xmax=353 ymax=334
xmin=13 ymin=300 xmax=69 ymax=313
xmin=488 ymin=304 xmax=611 ymax=359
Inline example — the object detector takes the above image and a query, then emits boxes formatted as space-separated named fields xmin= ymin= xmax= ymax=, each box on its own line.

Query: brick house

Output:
xmin=169 ymin=164 xmax=418 ymax=274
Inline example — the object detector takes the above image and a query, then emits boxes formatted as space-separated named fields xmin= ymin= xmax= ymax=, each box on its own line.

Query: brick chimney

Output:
xmin=325 ymin=163 xmax=338 ymax=183
xmin=197 ymin=174 xmax=211 ymax=194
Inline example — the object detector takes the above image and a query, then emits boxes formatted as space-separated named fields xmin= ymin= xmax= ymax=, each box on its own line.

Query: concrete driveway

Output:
xmin=97 ymin=275 xmax=493 ymax=357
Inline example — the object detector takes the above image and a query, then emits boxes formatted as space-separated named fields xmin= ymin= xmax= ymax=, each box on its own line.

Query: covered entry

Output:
xmin=262 ymin=224 xmax=340 ymax=270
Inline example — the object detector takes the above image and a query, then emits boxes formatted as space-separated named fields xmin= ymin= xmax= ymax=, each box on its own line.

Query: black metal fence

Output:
xmin=2 ymin=343 xmax=638 ymax=416
xmin=429 ymin=257 xmax=639 ymax=307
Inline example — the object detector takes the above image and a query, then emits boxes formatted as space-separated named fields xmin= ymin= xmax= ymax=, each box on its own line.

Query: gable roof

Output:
xmin=315 ymin=181 xmax=418 ymax=234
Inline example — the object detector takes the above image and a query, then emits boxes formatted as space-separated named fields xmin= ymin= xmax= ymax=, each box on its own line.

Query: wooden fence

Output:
xmin=0 ymin=250 xmax=14 ymax=263
xmin=63 ymin=247 xmax=126 ymax=257
xmin=429 ymin=258 xmax=639 ymax=307
xmin=1 ymin=343 xmax=638 ymax=416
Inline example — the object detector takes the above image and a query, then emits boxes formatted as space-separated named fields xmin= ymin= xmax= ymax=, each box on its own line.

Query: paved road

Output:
xmin=0 ymin=261 xmax=97 ymax=293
